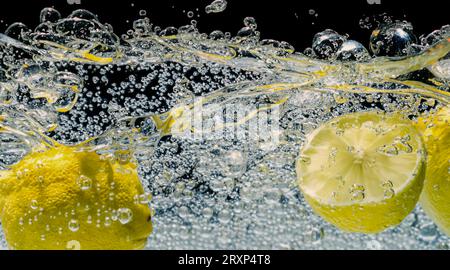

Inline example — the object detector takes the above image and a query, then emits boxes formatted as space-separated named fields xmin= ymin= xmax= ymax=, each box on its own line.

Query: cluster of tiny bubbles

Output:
xmin=1 ymin=7 xmax=450 ymax=250
xmin=232 ymin=17 xmax=261 ymax=45
xmin=307 ymin=9 xmax=319 ymax=25
xmin=359 ymin=13 xmax=394 ymax=31
xmin=144 ymin=88 xmax=449 ymax=249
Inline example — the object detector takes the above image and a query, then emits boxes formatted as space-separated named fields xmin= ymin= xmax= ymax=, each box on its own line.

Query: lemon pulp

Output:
xmin=296 ymin=111 xmax=426 ymax=233
xmin=0 ymin=145 xmax=152 ymax=250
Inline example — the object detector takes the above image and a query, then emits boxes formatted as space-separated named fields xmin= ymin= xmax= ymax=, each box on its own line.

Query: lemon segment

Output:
xmin=296 ymin=111 xmax=426 ymax=233
xmin=415 ymin=106 xmax=450 ymax=236
xmin=0 ymin=146 xmax=152 ymax=250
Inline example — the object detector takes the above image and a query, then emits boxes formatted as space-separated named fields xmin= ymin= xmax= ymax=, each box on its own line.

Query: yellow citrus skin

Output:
xmin=0 ymin=146 xmax=152 ymax=250
xmin=297 ymin=111 xmax=426 ymax=233
xmin=416 ymin=106 xmax=450 ymax=236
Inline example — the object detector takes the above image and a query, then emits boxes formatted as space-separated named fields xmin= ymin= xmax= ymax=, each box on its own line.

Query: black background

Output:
xmin=0 ymin=0 xmax=448 ymax=51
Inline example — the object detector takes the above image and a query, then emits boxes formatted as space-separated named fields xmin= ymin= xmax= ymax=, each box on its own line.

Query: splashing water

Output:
xmin=0 ymin=8 xmax=450 ymax=249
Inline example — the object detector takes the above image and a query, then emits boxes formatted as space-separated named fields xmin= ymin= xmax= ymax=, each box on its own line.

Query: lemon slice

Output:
xmin=415 ymin=106 xmax=450 ymax=236
xmin=296 ymin=111 xmax=426 ymax=233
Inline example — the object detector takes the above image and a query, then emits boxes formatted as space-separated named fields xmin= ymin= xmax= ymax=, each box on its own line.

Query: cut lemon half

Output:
xmin=415 ymin=106 xmax=450 ymax=236
xmin=296 ymin=111 xmax=426 ymax=233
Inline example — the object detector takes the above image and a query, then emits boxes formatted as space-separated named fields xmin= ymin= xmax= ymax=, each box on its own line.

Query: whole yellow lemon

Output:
xmin=0 ymin=145 xmax=152 ymax=250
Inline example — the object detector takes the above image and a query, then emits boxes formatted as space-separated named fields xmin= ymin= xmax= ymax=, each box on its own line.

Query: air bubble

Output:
xmin=350 ymin=184 xmax=365 ymax=201
xmin=335 ymin=40 xmax=370 ymax=62
xmin=312 ymin=29 xmax=346 ymax=59
xmin=370 ymin=22 xmax=418 ymax=57
xmin=243 ymin=17 xmax=257 ymax=30
xmin=419 ymin=223 xmax=438 ymax=242
xmin=310 ymin=227 xmax=324 ymax=243
xmin=40 ymin=8 xmax=61 ymax=23
xmin=366 ymin=239 xmax=382 ymax=250
xmin=137 ymin=193 xmax=152 ymax=204
xmin=139 ymin=10 xmax=147 ymax=17
xmin=28 ymin=200 xmax=39 ymax=210
xmin=205 ymin=0 xmax=227 ymax=14
xmin=117 ymin=208 xmax=133 ymax=224
xmin=68 ymin=219 xmax=80 ymax=232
